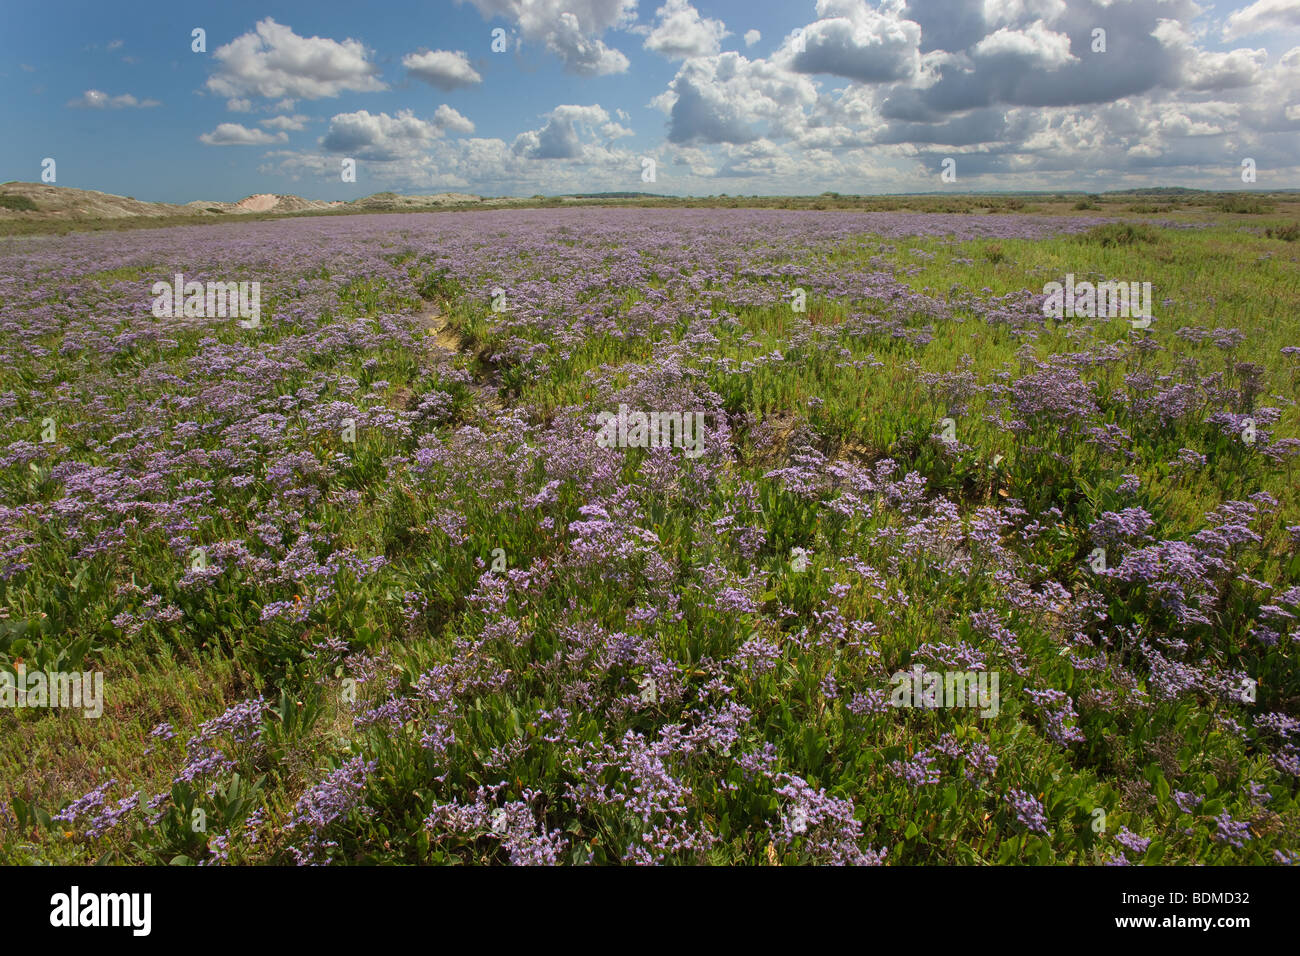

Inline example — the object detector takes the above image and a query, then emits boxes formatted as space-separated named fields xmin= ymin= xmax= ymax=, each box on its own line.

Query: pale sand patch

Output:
xmin=235 ymin=193 xmax=281 ymax=212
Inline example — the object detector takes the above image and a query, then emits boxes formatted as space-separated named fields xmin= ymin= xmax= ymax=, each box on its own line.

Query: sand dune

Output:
xmin=0 ymin=182 xmax=485 ymax=221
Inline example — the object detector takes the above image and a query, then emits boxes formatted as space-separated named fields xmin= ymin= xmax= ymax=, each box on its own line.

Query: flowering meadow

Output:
xmin=1 ymin=207 xmax=1298 ymax=865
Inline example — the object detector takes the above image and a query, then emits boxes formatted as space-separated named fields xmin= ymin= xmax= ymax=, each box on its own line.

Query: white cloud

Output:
xmin=1223 ymin=0 xmax=1300 ymax=40
xmin=513 ymin=104 xmax=618 ymax=158
xmin=981 ymin=0 xmax=1067 ymax=29
xmin=1154 ymin=18 xmax=1266 ymax=91
xmin=321 ymin=109 xmax=445 ymax=159
xmin=744 ymin=29 xmax=761 ymax=47
xmin=973 ymin=20 xmax=1075 ymax=69
xmin=262 ymin=102 xmax=639 ymax=194
xmin=462 ymin=0 xmax=636 ymax=73
xmin=206 ymin=18 xmax=386 ymax=102
xmin=435 ymin=104 xmax=476 ymax=134
xmin=226 ymin=97 xmax=254 ymax=112
xmin=403 ymin=49 xmax=483 ymax=90
xmin=66 ymin=89 xmax=160 ymax=109
xmin=199 ymin=122 xmax=288 ymax=145
xmin=784 ymin=0 xmax=923 ymax=83
xmin=644 ymin=0 xmax=730 ymax=60
xmin=255 ymin=0 xmax=1300 ymax=194
xmin=318 ymin=106 xmax=476 ymax=162
xmin=261 ymin=114 xmax=311 ymax=131
xmin=549 ymin=11 xmax=631 ymax=73
xmin=661 ymin=52 xmax=820 ymax=144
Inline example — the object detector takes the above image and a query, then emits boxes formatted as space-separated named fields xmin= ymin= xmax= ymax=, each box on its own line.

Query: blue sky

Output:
xmin=3 ymin=0 xmax=1299 ymax=201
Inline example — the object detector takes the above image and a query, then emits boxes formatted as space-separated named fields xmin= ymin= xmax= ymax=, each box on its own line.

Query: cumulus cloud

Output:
xmin=321 ymin=109 xmax=449 ymax=159
xmin=1223 ymin=0 xmax=1300 ymax=40
xmin=199 ymin=123 xmax=288 ymax=145
xmin=785 ymin=0 xmax=923 ymax=83
xmin=461 ymin=0 xmax=635 ymax=73
xmin=1154 ymin=18 xmax=1266 ymax=91
xmin=206 ymin=18 xmax=386 ymax=102
xmin=660 ymin=52 xmax=819 ymax=144
xmin=318 ymin=106 xmax=477 ymax=161
xmin=66 ymin=89 xmax=160 ymax=109
xmin=624 ymin=0 xmax=1300 ymax=192
xmin=644 ymin=0 xmax=730 ymax=60
xmin=261 ymin=114 xmax=311 ymax=131
xmin=262 ymin=0 xmax=1300 ymax=194
xmin=982 ymin=0 xmax=1069 ymax=29
xmin=972 ymin=20 xmax=1075 ymax=69
xmin=548 ymin=11 xmax=632 ymax=73
xmin=403 ymin=49 xmax=483 ymax=90
xmin=435 ymin=104 xmax=476 ymax=134
xmin=512 ymin=104 xmax=631 ymax=159
xmin=881 ymin=0 xmax=1210 ymax=114
xmin=263 ymin=102 xmax=636 ymax=194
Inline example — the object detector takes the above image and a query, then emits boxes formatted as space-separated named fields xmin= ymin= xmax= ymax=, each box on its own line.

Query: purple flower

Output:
xmin=1212 ymin=811 xmax=1251 ymax=849
xmin=1115 ymin=827 xmax=1151 ymax=855
xmin=1005 ymin=789 xmax=1050 ymax=835
xmin=771 ymin=774 xmax=885 ymax=866
xmin=287 ymin=756 xmax=377 ymax=865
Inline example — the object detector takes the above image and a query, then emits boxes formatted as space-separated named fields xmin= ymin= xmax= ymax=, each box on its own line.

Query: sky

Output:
xmin=2 ymin=0 xmax=1300 ymax=202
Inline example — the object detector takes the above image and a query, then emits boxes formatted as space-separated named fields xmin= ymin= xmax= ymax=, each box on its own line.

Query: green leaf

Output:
xmin=1144 ymin=840 xmax=1166 ymax=865
xmin=1154 ymin=773 xmax=1170 ymax=803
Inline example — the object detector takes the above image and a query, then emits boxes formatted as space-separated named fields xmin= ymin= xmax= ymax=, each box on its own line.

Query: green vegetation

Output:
xmin=1 ymin=206 xmax=1295 ymax=865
